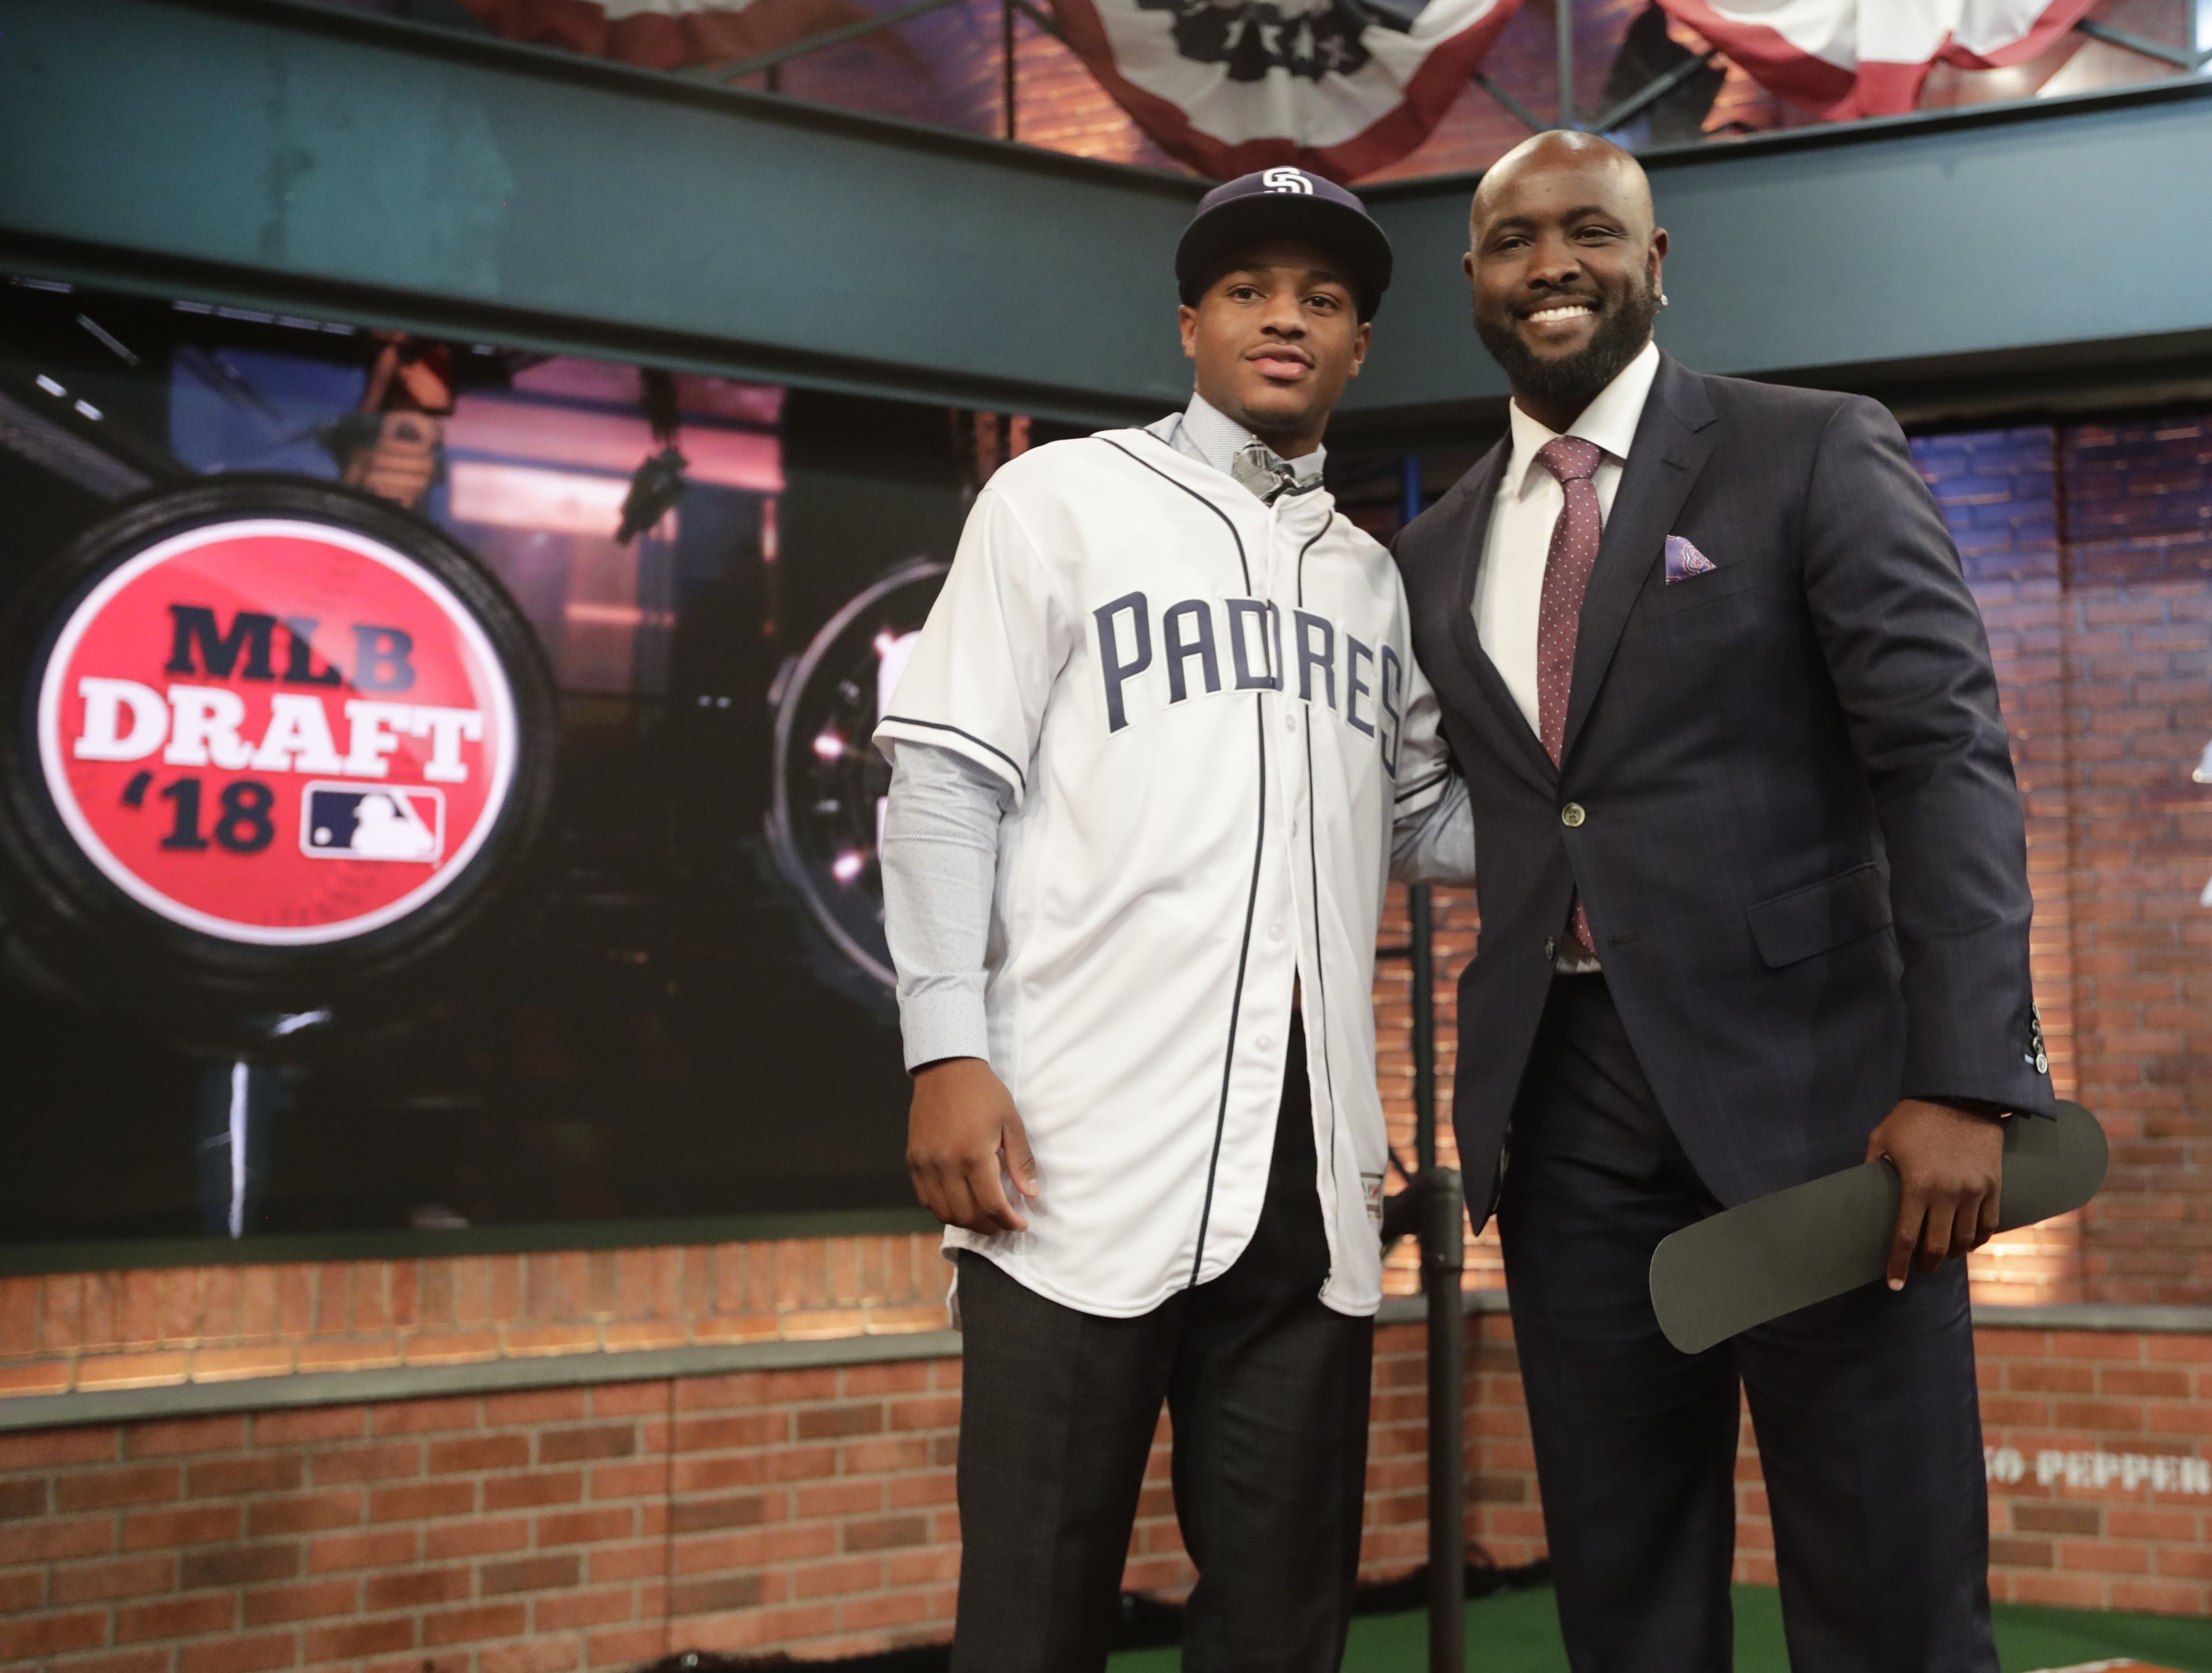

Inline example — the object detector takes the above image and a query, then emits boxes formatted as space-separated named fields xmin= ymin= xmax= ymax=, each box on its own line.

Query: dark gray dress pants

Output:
xmin=951 ymin=1017 xmax=1374 ymax=1673
xmin=1498 ymin=975 xmax=1997 ymax=1673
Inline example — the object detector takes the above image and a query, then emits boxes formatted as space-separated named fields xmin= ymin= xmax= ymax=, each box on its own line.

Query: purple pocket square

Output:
xmin=1664 ymin=536 xmax=1717 ymax=584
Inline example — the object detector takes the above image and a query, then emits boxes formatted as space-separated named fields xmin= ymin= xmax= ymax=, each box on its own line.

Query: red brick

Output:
xmin=0 ymin=1610 xmax=109 ymax=1659
xmin=368 ymin=1481 xmax=475 ymax=1521
xmin=370 ymin=1396 xmax=482 ymax=1435
xmin=423 ymin=1515 xmax=531 ymax=1559
xmin=482 ymin=1554 xmax=582 ymax=1595
xmin=533 ymin=1507 xmax=637 ymax=1547
xmin=307 ymin=1527 xmax=419 ymax=1573
xmin=795 ymin=1405 xmax=882 ymax=1440
xmin=58 ymin=1464 xmax=181 ymax=1510
xmin=126 ymin=1417 xmax=249 ymax=1457
xmin=426 ymin=1434 xmax=531 ymax=1474
xmin=364 ymin=1566 xmax=473 ymax=1609
xmin=482 ymin=1470 xmax=583 ymax=1510
xmin=190 ymin=1455 xmax=305 ymax=1497
xmin=669 ymin=1495 xmax=768 ymax=1533
xmin=842 ymin=1515 xmax=928 ymax=1552
xmin=480 ymin=1390 xmax=589 ymax=1426
xmin=117 ymin=1594 xmax=238 ymax=1642
xmin=534 ymin=1585 xmax=640 ymax=1631
xmin=176 ymin=1630 xmax=298 ymax=1673
xmin=478 ymin=1639 xmax=581 ymax=1673
xmin=243 ymin=1578 xmax=361 ymax=1625
xmin=420 ymin=1603 xmax=529 ymax=1647
xmin=252 ymin=1409 xmax=366 ymax=1446
xmin=303 ymin=1616 xmax=417 ymax=1662
xmin=123 ymin=1504 xmax=243 ymax=1549
xmin=250 ymin=1493 xmax=362 ymax=1536
xmin=36 ymin=1651 xmax=169 ymax=1673
xmin=311 ymin=1443 xmax=422 ymax=1485
xmin=584 ymin=1624 xmax=669 ymax=1669
xmin=670 ymin=1573 xmax=767 ymax=1614
xmin=539 ymin=1426 xmax=638 ymax=1463
xmin=0 ymin=1513 xmax=116 ymax=1563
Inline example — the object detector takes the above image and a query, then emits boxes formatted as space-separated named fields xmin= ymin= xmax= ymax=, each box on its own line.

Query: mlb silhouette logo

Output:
xmin=300 ymin=782 xmax=446 ymax=864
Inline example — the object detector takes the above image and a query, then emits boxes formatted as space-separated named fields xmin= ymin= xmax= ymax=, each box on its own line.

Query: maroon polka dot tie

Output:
xmin=1534 ymin=436 xmax=1604 ymax=957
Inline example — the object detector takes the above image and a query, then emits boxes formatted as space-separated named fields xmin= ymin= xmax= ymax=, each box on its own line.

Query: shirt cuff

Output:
xmin=899 ymin=980 xmax=990 ymax=1072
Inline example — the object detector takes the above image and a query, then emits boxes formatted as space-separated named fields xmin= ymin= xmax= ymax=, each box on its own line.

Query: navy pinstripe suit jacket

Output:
xmin=1394 ymin=351 xmax=2055 ymax=1222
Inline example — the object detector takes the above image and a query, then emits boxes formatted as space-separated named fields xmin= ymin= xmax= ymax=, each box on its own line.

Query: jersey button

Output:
xmin=1269 ymin=922 xmax=1285 ymax=940
xmin=1561 ymin=802 xmax=1587 ymax=828
xmin=1256 ymin=1034 xmax=1273 ymax=1051
xmin=1284 ymin=712 xmax=1298 ymax=733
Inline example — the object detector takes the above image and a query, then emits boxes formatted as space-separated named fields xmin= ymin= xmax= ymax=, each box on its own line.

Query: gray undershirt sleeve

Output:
xmin=1390 ymin=772 xmax=1476 ymax=886
xmin=879 ymin=740 xmax=1010 ymax=1072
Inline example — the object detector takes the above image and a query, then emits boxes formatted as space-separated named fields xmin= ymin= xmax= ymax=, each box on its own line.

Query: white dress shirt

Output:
xmin=1473 ymin=338 xmax=1662 ymax=735
xmin=1150 ymin=388 xmax=1327 ymax=483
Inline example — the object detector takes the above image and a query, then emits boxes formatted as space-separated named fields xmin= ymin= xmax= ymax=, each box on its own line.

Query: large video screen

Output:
xmin=0 ymin=279 xmax=985 ymax=1245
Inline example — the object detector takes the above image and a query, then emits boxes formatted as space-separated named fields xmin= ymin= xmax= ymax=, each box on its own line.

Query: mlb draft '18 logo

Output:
xmin=36 ymin=518 xmax=519 ymax=945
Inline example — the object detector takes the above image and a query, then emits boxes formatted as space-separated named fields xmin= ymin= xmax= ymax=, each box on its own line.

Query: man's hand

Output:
xmin=1865 ymin=1098 xmax=2005 ymax=1290
xmin=907 ymin=1057 xmax=1039 ymax=1235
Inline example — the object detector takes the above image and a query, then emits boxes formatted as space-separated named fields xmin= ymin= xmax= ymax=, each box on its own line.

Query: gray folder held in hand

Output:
xmin=1648 ymin=1101 xmax=2108 ymax=1355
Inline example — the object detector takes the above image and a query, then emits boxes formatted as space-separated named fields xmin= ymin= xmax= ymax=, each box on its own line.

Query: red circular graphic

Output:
xmin=36 ymin=519 xmax=519 ymax=945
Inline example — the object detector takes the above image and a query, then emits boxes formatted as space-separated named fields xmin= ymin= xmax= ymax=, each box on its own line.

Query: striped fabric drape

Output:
xmin=1655 ymin=0 xmax=2100 ymax=117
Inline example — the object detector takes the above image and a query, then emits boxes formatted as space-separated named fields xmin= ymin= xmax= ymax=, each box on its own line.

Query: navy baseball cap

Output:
xmin=1175 ymin=166 xmax=1394 ymax=322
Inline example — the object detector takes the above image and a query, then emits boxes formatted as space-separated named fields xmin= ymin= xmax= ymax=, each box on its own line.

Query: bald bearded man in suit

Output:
xmin=1393 ymin=131 xmax=2053 ymax=1673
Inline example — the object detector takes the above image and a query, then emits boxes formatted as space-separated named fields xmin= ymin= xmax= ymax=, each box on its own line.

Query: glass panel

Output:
xmin=0 ymin=280 xmax=983 ymax=1244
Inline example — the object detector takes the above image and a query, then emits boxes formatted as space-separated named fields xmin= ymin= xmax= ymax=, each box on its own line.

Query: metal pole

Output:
xmin=1556 ymin=0 xmax=1576 ymax=129
xmin=1426 ymin=1167 xmax=1466 ymax=1673
xmin=1401 ymin=454 xmax=1441 ymax=1181
xmin=1003 ymin=0 xmax=1018 ymax=141
xmin=1412 ymin=885 xmax=1436 ymax=1172
xmin=1401 ymin=444 xmax=1462 ymax=1667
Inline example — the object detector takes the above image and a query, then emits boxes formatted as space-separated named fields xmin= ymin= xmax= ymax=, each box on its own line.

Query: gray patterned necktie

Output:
xmin=1231 ymin=440 xmax=1299 ymax=503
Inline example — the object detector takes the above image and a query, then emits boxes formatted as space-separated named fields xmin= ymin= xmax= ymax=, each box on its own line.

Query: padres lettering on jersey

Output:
xmin=876 ymin=429 xmax=1448 ymax=1319
xmin=1091 ymin=589 xmax=1410 ymax=779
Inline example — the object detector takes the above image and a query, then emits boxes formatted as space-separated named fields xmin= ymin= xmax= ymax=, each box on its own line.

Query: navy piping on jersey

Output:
xmin=877 ymin=715 xmax=1028 ymax=794
xmin=1295 ymin=521 xmax=1343 ymax=1290
xmin=1095 ymin=433 xmax=1262 ymax=1287
xmin=1095 ymin=435 xmax=1253 ymax=593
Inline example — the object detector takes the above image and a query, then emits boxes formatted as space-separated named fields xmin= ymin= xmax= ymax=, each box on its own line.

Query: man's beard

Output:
xmin=1476 ymin=276 xmax=1659 ymax=412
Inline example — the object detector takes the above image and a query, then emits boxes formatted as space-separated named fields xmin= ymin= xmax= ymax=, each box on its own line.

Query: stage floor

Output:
xmin=1106 ymin=1585 xmax=2212 ymax=1672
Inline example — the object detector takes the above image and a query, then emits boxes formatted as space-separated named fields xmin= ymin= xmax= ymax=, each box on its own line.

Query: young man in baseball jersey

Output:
xmin=874 ymin=171 xmax=1469 ymax=1673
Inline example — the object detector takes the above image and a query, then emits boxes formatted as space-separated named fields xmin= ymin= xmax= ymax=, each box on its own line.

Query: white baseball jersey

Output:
xmin=875 ymin=427 xmax=1449 ymax=1318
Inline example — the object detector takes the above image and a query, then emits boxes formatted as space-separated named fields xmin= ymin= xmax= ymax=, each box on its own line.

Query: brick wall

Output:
xmin=0 ymin=1358 xmax=968 ymax=1673
xmin=1911 ymin=417 xmax=2212 ymax=1305
xmin=11 ymin=1315 xmax=2212 ymax=1673
xmin=0 ymin=1324 xmax=1473 ymax=1671
xmin=0 ymin=1241 xmax=950 ymax=1403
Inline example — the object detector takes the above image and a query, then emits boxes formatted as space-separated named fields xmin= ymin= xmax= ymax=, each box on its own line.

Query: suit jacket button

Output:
xmin=1561 ymin=802 xmax=1586 ymax=828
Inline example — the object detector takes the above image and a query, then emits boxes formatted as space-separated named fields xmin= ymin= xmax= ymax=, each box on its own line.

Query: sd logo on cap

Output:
xmin=1175 ymin=167 xmax=1394 ymax=322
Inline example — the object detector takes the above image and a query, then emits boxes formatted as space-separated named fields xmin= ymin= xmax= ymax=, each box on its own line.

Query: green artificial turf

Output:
xmin=1106 ymin=1584 xmax=2212 ymax=1672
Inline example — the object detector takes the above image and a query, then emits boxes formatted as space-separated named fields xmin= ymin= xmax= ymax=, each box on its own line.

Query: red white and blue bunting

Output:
xmin=456 ymin=0 xmax=868 ymax=71
xmin=1654 ymin=0 xmax=2100 ymax=117
xmin=1050 ymin=0 xmax=1524 ymax=181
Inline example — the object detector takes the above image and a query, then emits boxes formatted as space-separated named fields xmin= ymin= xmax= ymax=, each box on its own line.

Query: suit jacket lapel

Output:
xmin=1442 ymin=443 xmax=1557 ymax=796
xmin=1560 ymin=354 xmax=1719 ymax=761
